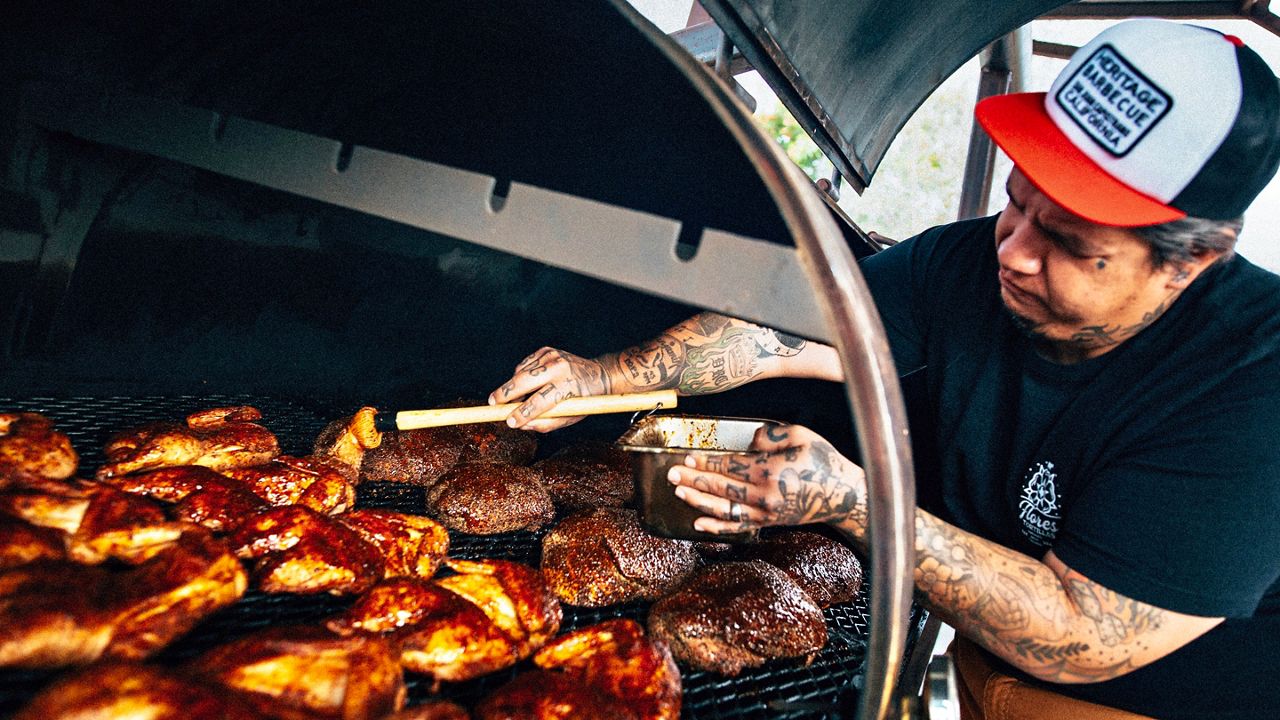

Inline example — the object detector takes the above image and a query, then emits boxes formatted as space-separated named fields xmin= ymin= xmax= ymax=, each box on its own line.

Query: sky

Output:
xmin=626 ymin=1 xmax=1280 ymax=271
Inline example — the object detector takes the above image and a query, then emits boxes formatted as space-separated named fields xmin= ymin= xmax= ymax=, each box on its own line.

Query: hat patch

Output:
xmin=1055 ymin=44 xmax=1172 ymax=157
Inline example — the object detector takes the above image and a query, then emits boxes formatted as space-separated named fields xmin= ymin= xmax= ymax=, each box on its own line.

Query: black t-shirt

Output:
xmin=860 ymin=215 xmax=1280 ymax=719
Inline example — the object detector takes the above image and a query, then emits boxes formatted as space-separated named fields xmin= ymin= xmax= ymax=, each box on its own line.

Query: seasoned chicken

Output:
xmin=185 ymin=625 xmax=407 ymax=720
xmin=219 ymin=455 xmax=357 ymax=515
xmin=97 ymin=406 xmax=279 ymax=479
xmin=311 ymin=406 xmax=382 ymax=482
xmin=541 ymin=508 xmax=699 ymax=607
xmin=0 ymin=514 xmax=66 ymax=569
xmin=647 ymin=561 xmax=827 ymax=676
xmin=0 ymin=525 xmax=247 ymax=669
xmin=104 ymin=465 xmax=271 ymax=532
xmin=474 ymin=670 xmax=635 ymax=720
xmin=339 ymin=508 xmax=449 ymax=579
xmin=385 ymin=702 xmax=472 ymax=720
xmin=0 ymin=478 xmax=187 ymax=564
xmin=533 ymin=441 xmax=634 ymax=511
xmin=327 ymin=559 xmax=562 ymax=682
xmin=425 ymin=463 xmax=554 ymax=534
xmin=732 ymin=529 xmax=864 ymax=608
xmin=230 ymin=505 xmax=383 ymax=596
xmin=342 ymin=400 xmax=535 ymax=487
xmin=481 ymin=614 xmax=680 ymax=717
xmin=13 ymin=662 xmax=268 ymax=720
xmin=0 ymin=412 xmax=78 ymax=485
xmin=229 ymin=506 xmax=449 ymax=595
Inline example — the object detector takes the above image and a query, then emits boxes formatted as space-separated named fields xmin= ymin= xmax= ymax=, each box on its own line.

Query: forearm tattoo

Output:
xmin=912 ymin=512 xmax=1167 ymax=683
xmin=611 ymin=313 xmax=809 ymax=395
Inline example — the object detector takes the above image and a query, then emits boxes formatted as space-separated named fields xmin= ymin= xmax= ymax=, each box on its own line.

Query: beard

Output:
xmin=1002 ymin=299 xmax=1049 ymax=342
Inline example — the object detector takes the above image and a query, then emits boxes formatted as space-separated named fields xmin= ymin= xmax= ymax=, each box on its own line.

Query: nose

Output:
xmin=996 ymin=217 xmax=1045 ymax=276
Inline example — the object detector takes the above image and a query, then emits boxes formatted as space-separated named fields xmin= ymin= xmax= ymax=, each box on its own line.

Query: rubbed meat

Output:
xmin=97 ymin=406 xmax=279 ymax=478
xmin=0 ymin=413 xmax=77 ymax=485
xmin=474 ymin=670 xmax=634 ymax=720
xmin=533 ymin=441 xmax=634 ymax=510
xmin=230 ymin=505 xmax=384 ymax=595
xmin=357 ymin=426 xmax=464 ymax=487
xmin=647 ymin=561 xmax=826 ymax=676
xmin=426 ymin=463 xmax=553 ymax=534
xmin=185 ymin=625 xmax=406 ymax=720
xmin=0 ymin=478 xmax=187 ymax=565
xmin=329 ymin=401 xmax=536 ymax=487
xmin=12 ymin=663 xmax=267 ymax=720
xmin=732 ymin=529 xmax=864 ymax=608
xmin=0 ymin=526 xmax=247 ymax=669
xmin=328 ymin=559 xmax=561 ymax=682
xmin=541 ymin=507 xmax=699 ymax=607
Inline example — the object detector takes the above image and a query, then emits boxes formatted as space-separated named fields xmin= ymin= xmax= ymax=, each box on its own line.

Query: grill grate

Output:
xmin=0 ymin=395 xmax=921 ymax=719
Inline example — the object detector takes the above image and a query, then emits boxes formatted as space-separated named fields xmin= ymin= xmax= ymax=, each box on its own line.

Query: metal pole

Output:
xmin=956 ymin=26 xmax=1030 ymax=220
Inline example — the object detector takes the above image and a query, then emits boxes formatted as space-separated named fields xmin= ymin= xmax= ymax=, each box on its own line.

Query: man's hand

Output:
xmin=489 ymin=347 xmax=613 ymax=432
xmin=666 ymin=423 xmax=867 ymax=535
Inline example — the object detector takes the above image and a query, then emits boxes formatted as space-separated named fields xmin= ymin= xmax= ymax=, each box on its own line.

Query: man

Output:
xmin=491 ymin=20 xmax=1280 ymax=720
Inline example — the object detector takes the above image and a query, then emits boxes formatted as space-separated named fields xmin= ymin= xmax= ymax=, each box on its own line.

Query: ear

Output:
xmin=1166 ymin=247 xmax=1227 ymax=290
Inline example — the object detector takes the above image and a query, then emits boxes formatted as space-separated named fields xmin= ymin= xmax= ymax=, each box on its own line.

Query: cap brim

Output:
xmin=976 ymin=92 xmax=1186 ymax=227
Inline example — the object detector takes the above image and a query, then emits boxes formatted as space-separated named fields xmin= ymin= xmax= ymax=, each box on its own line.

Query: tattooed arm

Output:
xmin=669 ymin=423 xmax=1223 ymax=684
xmin=490 ymin=312 xmax=840 ymax=431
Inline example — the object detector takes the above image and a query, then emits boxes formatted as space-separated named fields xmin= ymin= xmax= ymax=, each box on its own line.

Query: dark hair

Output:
xmin=1132 ymin=215 xmax=1242 ymax=269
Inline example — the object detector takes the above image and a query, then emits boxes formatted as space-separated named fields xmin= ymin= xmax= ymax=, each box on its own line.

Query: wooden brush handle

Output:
xmin=386 ymin=389 xmax=678 ymax=430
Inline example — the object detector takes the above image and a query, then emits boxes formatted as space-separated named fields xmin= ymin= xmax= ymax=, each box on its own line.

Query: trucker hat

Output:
xmin=976 ymin=19 xmax=1280 ymax=227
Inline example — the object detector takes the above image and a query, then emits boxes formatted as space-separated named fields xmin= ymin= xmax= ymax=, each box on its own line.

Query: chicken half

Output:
xmin=229 ymin=506 xmax=449 ymax=595
xmin=0 ymin=525 xmax=247 ymax=669
xmin=97 ymin=406 xmax=280 ymax=479
xmin=103 ymin=465 xmax=271 ymax=533
xmin=0 ymin=412 xmax=78 ymax=485
xmin=327 ymin=558 xmax=562 ymax=682
xmin=0 ymin=477 xmax=188 ymax=565
xmin=476 ymin=619 xmax=682 ymax=720
xmin=12 ymin=662 xmax=268 ymax=720
xmin=230 ymin=505 xmax=384 ymax=596
xmin=185 ymin=625 xmax=407 ymax=720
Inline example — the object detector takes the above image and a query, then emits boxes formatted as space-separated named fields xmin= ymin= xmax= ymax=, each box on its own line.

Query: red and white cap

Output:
xmin=977 ymin=19 xmax=1280 ymax=227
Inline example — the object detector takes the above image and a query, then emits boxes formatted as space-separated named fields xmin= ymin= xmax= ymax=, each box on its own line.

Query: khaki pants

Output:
xmin=951 ymin=636 xmax=1154 ymax=720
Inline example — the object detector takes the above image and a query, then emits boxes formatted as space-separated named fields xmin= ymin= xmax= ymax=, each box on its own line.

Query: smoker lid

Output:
xmin=699 ymin=0 xmax=1071 ymax=191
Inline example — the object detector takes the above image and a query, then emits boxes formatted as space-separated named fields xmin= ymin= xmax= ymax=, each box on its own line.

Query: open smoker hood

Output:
xmin=699 ymin=0 xmax=1072 ymax=190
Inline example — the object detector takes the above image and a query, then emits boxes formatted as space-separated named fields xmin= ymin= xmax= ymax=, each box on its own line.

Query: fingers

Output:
xmin=489 ymin=347 xmax=559 ymax=405
xmin=489 ymin=347 xmax=589 ymax=429
xmin=750 ymin=423 xmax=816 ymax=452
xmin=520 ymin=416 xmax=585 ymax=434
xmin=667 ymin=465 xmax=778 ymax=513
xmin=671 ymin=484 xmax=767 ymax=534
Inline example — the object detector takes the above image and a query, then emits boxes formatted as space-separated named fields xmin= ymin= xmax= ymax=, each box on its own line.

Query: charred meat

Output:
xmin=425 ymin=463 xmax=553 ymax=535
xmin=533 ymin=441 xmax=633 ymax=511
xmin=540 ymin=507 xmax=699 ymax=607
xmin=647 ymin=561 xmax=826 ymax=676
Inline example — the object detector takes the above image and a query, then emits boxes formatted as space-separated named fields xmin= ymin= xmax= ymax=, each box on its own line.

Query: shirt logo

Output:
xmin=1055 ymin=44 xmax=1172 ymax=157
xmin=1018 ymin=461 xmax=1060 ymax=547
